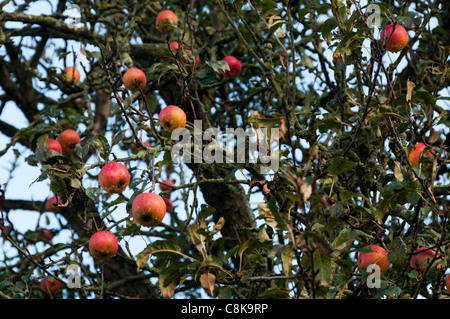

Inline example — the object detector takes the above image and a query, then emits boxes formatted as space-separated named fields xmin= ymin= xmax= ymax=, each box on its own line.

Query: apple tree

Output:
xmin=0 ymin=0 xmax=449 ymax=299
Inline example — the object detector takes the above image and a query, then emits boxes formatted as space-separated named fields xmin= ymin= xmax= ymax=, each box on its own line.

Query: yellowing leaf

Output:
xmin=200 ymin=272 xmax=216 ymax=297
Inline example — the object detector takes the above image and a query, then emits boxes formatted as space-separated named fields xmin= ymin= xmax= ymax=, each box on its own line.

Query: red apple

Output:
xmin=45 ymin=196 xmax=62 ymax=213
xmin=159 ymin=178 xmax=174 ymax=192
xmin=98 ymin=162 xmax=130 ymax=193
xmin=446 ymin=274 xmax=450 ymax=291
xmin=57 ymin=129 xmax=81 ymax=153
xmin=89 ymin=230 xmax=119 ymax=260
xmin=132 ymin=192 xmax=167 ymax=227
xmin=169 ymin=42 xmax=200 ymax=64
xmin=43 ymin=229 xmax=55 ymax=241
xmin=410 ymin=247 xmax=439 ymax=272
xmin=156 ymin=9 xmax=178 ymax=33
xmin=63 ymin=66 xmax=81 ymax=82
xmin=40 ymin=276 xmax=61 ymax=295
xmin=164 ymin=197 xmax=174 ymax=212
xmin=159 ymin=105 xmax=187 ymax=133
xmin=357 ymin=245 xmax=390 ymax=273
xmin=380 ymin=24 xmax=408 ymax=53
xmin=41 ymin=138 xmax=63 ymax=155
xmin=220 ymin=56 xmax=242 ymax=78
xmin=122 ymin=68 xmax=147 ymax=92
xmin=409 ymin=142 xmax=435 ymax=168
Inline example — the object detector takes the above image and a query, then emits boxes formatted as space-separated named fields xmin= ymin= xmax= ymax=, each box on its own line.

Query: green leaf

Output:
xmin=388 ymin=237 xmax=407 ymax=271
xmin=267 ymin=195 xmax=289 ymax=231
xmin=193 ymin=66 xmax=218 ymax=86
xmin=206 ymin=60 xmax=229 ymax=73
xmin=321 ymin=18 xmax=338 ymax=42
xmin=90 ymin=135 xmax=110 ymax=161
xmin=262 ymin=288 xmax=291 ymax=299
xmin=136 ymin=240 xmax=197 ymax=271
xmin=224 ymin=163 xmax=245 ymax=182
xmin=281 ymin=247 xmax=294 ymax=276
xmin=50 ymin=175 xmax=68 ymax=198
xmin=327 ymin=156 xmax=357 ymax=175
xmin=313 ymin=250 xmax=331 ymax=285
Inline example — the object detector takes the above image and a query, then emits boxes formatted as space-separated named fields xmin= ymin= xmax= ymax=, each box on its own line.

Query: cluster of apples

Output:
xmin=38 ymin=128 xmax=81 ymax=157
xmin=38 ymin=8 xmax=246 ymax=296
xmin=357 ymin=244 xmax=450 ymax=289
xmin=356 ymin=145 xmax=442 ymax=282
xmin=155 ymin=9 xmax=242 ymax=77
xmin=87 ymin=160 xmax=169 ymax=261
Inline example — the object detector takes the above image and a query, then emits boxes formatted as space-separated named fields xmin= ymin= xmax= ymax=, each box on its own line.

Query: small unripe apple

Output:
xmin=156 ymin=9 xmax=178 ymax=33
xmin=380 ymin=24 xmax=408 ymax=53
xmin=357 ymin=245 xmax=390 ymax=273
xmin=89 ymin=230 xmax=119 ymax=260
xmin=410 ymin=247 xmax=439 ymax=272
xmin=159 ymin=179 xmax=174 ymax=192
xmin=220 ymin=56 xmax=242 ymax=78
xmin=57 ymin=129 xmax=81 ymax=153
xmin=132 ymin=192 xmax=167 ymax=227
xmin=40 ymin=276 xmax=61 ymax=295
xmin=45 ymin=195 xmax=62 ymax=213
xmin=164 ymin=197 xmax=174 ymax=212
xmin=159 ymin=105 xmax=187 ymax=133
xmin=63 ymin=66 xmax=81 ymax=82
xmin=43 ymin=229 xmax=55 ymax=241
xmin=98 ymin=162 xmax=130 ymax=194
xmin=409 ymin=142 xmax=435 ymax=168
xmin=122 ymin=68 xmax=147 ymax=92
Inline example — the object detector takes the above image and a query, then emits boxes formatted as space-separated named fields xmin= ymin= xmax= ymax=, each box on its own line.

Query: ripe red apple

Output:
xmin=43 ymin=229 xmax=55 ymax=241
xmin=446 ymin=274 xmax=450 ymax=291
xmin=45 ymin=195 xmax=62 ymax=213
xmin=122 ymin=68 xmax=147 ymax=92
xmin=409 ymin=142 xmax=435 ymax=168
xmin=410 ymin=247 xmax=439 ymax=272
xmin=169 ymin=42 xmax=200 ymax=64
xmin=357 ymin=245 xmax=390 ymax=273
xmin=156 ymin=9 xmax=178 ymax=33
xmin=98 ymin=162 xmax=130 ymax=193
xmin=57 ymin=129 xmax=81 ymax=153
xmin=63 ymin=66 xmax=81 ymax=82
xmin=164 ymin=197 xmax=174 ymax=212
xmin=89 ymin=230 xmax=119 ymax=260
xmin=159 ymin=105 xmax=187 ymax=132
xmin=159 ymin=178 xmax=174 ymax=192
xmin=40 ymin=276 xmax=61 ymax=295
xmin=220 ymin=56 xmax=242 ymax=78
xmin=40 ymin=138 xmax=62 ymax=155
xmin=380 ymin=24 xmax=408 ymax=53
xmin=132 ymin=192 xmax=167 ymax=227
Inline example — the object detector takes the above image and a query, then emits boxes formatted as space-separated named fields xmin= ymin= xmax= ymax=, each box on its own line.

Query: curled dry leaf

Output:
xmin=267 ymin=15 xmax=286 ymax=38
xmin=212 ymin=217 xmax=225 ymax=233
xmin=320 ymin=194 xmax=334 ymax=211
xmin=394 ymin=161 xmax=404 ymax=181
xmin=279 ymin=118 xmax=287 ymax=141
xmin=428 ymin=128 xmax=440 ymax=144
xmin=200 ymin=271 xmax=216 ymax=297
xmin=299 ymin=178 xmax=312 ymax=203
